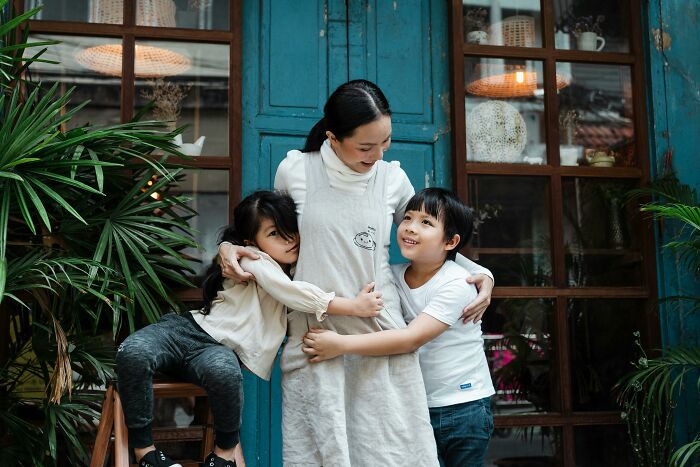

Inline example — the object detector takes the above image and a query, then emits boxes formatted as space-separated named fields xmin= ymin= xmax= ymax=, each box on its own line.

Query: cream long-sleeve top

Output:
xmin=274 ymin=139 xmax=495 ymax=282
xmin=190 ymin=247 xmax=334 ymax=381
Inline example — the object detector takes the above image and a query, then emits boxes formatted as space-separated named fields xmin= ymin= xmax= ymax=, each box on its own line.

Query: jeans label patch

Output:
xmin=459 ymin=383 xmax=472 ymax=390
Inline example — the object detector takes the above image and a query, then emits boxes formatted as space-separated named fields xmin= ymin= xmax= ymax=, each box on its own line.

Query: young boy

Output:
xmin=301 ymin=187 xmax=495 ymax=467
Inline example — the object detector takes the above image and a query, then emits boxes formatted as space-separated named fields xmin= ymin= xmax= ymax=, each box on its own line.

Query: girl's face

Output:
xmin=253 ymin=217 xmax=300 ymax=265
xmin=327 ymin=115 xmax=392 ymax=173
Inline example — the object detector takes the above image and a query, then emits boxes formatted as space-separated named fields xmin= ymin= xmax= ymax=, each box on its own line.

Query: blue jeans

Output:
xmin=429 ymin=397 xmax=494 ymax=467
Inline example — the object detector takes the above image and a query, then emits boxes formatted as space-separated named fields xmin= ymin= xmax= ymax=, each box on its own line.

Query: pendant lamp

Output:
xmin=466 ymin=15 xmax=570 ymax=97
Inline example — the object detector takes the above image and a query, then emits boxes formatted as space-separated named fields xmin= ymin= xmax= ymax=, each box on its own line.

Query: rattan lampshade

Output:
xmin=468 ymin=15 xmax=570 ymax=97
xmin=467 ymin=64 xmax=570 ymax=98
xmin=76 ymin=44 xmax=191 ymax=78
xmin=76 ymin=0 xmax=190 ymax=77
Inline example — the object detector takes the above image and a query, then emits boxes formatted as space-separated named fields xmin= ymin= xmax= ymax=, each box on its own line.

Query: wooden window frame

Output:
xmin=449 ymin=1 xmax=658 ymax=464
xmin=21 ymin=0 xmax=242 ymax=301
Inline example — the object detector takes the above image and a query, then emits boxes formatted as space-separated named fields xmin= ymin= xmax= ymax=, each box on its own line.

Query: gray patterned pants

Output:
xmin=116 ymin=312 xmax=243 ymax=449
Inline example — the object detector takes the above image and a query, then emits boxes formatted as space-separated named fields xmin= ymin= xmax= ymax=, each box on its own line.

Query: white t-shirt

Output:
xmin=392 ymin=261 xmax=495 ymax=408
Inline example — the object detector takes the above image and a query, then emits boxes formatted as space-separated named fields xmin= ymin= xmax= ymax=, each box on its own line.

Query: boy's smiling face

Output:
xmin=397 ymin=209 xmax=459 ymax=264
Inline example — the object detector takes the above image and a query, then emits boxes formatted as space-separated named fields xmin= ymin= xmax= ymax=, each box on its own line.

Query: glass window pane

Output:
xmin=574 ymin=425 xmax=635 ymax=466
xmin=483 ymin=299 xmax=558 ymax=416
xmin=171 ymin=170 xmax=229 ymax=281
xmin=136 ymin=0 xmax=230 ymax=30
xmin=463 ymin=1 xmax=542 ymax=48
xmin=557 ymin=63 xmax=635 ymax=167
xmin=568 ymin=299 xmax=641 ymax=411
xmin=562 ymin=178 xmax=643 ymax=287
xmin=465 ymin=58 xmax=554 ymax=165
xmin=134 ymin=41 xmax=229 ymax=157
xmin=469 ymin=176 xmax=552 ymax=286
xmin=26 ymin=0 xmax=122 ymax=23
xmin=553 ymin=0 xmax=630 ymax=53
xmin=486 ymin=426 xmax=562 ymax=466
xmin=29 ymin=35 xmax=122 ymax=128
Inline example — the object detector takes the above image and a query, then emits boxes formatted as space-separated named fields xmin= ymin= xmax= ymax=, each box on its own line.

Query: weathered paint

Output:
xmin=645 ymin=0 xmax=700 ymax=448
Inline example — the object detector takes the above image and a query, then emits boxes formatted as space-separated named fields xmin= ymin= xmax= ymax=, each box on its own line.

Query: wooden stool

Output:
xmin=90 ymin=381 xmax=215 ymax=467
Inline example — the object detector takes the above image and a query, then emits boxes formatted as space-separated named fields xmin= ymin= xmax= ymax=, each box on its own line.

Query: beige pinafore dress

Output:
xmin=280 ymin=154 xmax=438 ymax=467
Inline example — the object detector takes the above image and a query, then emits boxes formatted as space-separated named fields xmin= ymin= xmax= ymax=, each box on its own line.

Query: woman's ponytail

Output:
xmin=302 ymin=117 xmax=327 ymax=152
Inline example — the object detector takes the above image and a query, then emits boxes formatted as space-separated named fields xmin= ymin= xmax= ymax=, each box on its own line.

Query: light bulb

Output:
xmin=516 ymin=71 xmax=525 ymax=84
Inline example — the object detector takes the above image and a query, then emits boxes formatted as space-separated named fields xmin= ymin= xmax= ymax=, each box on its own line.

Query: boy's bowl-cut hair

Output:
xmin=405 ymin=188 xmax=474 ymax=261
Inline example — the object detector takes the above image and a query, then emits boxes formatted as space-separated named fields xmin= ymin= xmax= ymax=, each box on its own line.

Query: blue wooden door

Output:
xmin=241 ymin=1 xmax=449 ymax=464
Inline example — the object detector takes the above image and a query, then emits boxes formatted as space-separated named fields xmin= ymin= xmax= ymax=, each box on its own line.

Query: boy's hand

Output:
xmin=302 ymin=328 xmax=345 ymax=362
xmin=461 ymin=274 xmax=494 ymax=323
xmin=352 ymin=282 xmax=383 ymax=317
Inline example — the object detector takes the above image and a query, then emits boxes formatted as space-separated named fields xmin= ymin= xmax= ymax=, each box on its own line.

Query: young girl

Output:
xmin=115 ymin=191 xmax=382 ymax=467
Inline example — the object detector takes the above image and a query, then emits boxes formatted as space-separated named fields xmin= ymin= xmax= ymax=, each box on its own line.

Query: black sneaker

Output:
xmin=203 ymin=451 xmax=236 ymax=467
xmin=139 ymin=449 xmax=182 ymax=467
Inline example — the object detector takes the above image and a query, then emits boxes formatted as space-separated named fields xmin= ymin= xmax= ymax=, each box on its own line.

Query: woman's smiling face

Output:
xmin=327 ymin=115 xmax=392 ymax=173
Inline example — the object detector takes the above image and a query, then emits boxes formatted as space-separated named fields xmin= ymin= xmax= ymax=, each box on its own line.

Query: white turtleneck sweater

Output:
xmin=274 ymin=139 xmax=494 ymax=282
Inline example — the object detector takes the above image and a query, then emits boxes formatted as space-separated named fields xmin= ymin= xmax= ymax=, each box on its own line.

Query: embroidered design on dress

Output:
xmin=353 ymin=226 xmax=377 ymax=251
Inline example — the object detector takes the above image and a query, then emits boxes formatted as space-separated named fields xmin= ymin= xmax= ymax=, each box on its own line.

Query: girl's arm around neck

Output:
xmin=302 ymin=313 xmax=449 ymax=361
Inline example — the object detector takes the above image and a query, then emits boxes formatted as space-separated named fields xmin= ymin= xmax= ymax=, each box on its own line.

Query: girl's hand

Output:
xmin=302 ymin=328 xmax=345 ymax=362
xmin=353 ymin=282 xmax=383 ymax=317
xmin=461 ymin=274 xmax=494 ymax=323
xmin=218 ymin=242 xmax=260 ymax=284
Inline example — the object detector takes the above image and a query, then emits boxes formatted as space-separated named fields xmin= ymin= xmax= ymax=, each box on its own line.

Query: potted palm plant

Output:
xmin=616 ymin=173 xmax=700 ymax=467
xmin=1 ymin=2 xmax=199 ymax=464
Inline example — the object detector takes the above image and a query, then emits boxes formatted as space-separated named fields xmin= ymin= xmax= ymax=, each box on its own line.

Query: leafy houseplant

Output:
xmin=616 ymin=174 xmax=700 ymax=467
xmin=1 ymin=2 xmax=199 ymax=465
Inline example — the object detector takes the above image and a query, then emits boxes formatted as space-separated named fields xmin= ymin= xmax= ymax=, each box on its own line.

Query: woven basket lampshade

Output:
xmin=468 ymin=15 xmax=570 ymax=97
xmin=76 ymin=0 xmax=190 ymax=78
xmin=88 ymin=0 xmax=177 ymax=26
xmin=467 ymin=64 xmax=570 ymax=98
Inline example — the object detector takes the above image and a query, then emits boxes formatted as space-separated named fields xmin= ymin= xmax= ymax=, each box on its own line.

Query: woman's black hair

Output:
xmin=405 ymin=188 xmax=474 ymax=262
xmin=302 ymin=79 xmax=392 ymax=152
xmin=200 ymin=190 xmax=298 ymax=314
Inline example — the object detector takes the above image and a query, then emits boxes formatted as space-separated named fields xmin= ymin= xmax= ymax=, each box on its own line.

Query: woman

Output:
xmin=220 ymin=80 xmax=494 ymax=466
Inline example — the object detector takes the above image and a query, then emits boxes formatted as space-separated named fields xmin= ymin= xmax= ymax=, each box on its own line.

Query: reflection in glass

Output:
xmin=29 ymin=35 xmax=122 ymax=129
xmin=485 ymin=426 xmax=561 ymax=467
xmin=557 ymin=63 xmax=634 ymax=167
xmin=135 ymin=41 xmax=229 ymax=156
xmin=170 ymin=170 xmax=228 ymax=280
xmin=137 ymin=0 xmax=230 ymax=30
xmin=25 ymin=0 xmax=122 ymax=23
xmin=562 ymin=178 xmax=642 ymax=287
xmin=574 ymin=425 xmax=634 ymax=466
xmin=468 ymin=176 xmax=551 ymax=286
xmin=150 ymin=394 xmax=211 ymax=459
xmin=568 ymin=299 xmax=640 ymax=411
xmin=465 ymin=58 xmax=558 ymax=165
xmin=462 ymin=1 xmax=542 ymax=48
xmin=553 ymin=0 xmax=630 ymax=53
xmin=482 ymin=299 xmax=556 ymax=415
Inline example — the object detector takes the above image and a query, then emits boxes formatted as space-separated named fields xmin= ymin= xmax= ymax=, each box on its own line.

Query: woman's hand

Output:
xmin=352 ymin=282 xmax=383 ymax=317
xmin=302 ymin=328 xmax=345 ymax=362
xmin=218 ymin=242 xmax=260 ymax=283
xmin=461 ymin=274 xmax=494 ymax=323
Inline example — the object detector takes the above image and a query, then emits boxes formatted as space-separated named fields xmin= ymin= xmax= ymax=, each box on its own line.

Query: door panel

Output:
xmin=241 ymin=1 xmax=449 ymax=464
xmin=348 ymin=0 xmax=452 ymax=187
